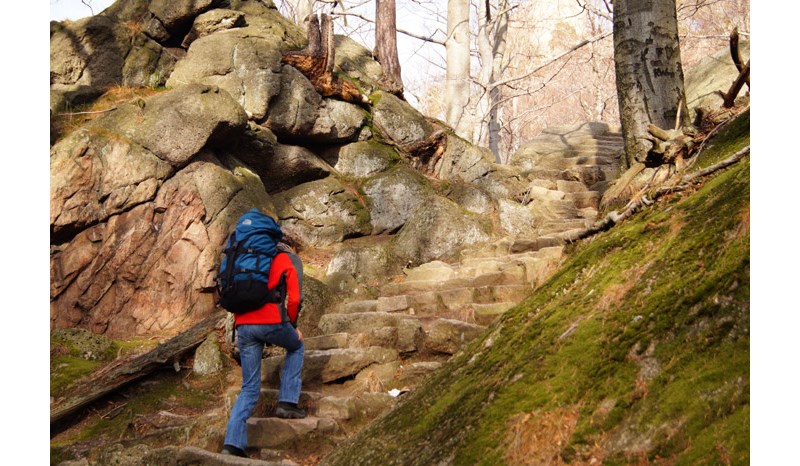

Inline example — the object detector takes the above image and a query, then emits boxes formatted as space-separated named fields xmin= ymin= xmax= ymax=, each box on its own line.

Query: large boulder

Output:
xmin=308 ymin=99 xmax=368 ymax=143
xmin=181 ymin=9 xmax=246 ymax=48
xmin=265 ymin=64 xmax=323 ymax=136
xmin=50 ymin=15 xmax=178 ymax=108
xmin=272 ymin=176 xmax=372 ymax=247
xmin=88 ymin=83 xmax=247 ymax=167
xmin=50 ymin=128 xmax=173 ymax=234
xmin=260 ymin=144 xmax=334 ymax=194
xmin=445 ymin=182 xmax=494 ymax=215
xmin=51 ymin=152 xmax=273 ymax=337
xmin=50 ymin=85 xmax=271 ymax=337
xmin=331 ymin=141 xmax=398 ymax=179
xmin=325 ymin=236 xmax=400 ymax=285
xmin=333 ymin=35 xmax=384 ymax=93
xmin=167 ymin=30 xmax=284 ymax=120
xmin=121 ymin=34 xmax=178 ymax=88
xmin=371 ymin=91 xmax=435 ymax=148
xmin=685 ymin=40 xmax=750 ymax=111
xmin=434 ymin=133 xmax=496 ymax=183
xmin=147 ymin=0 xmax=215 ymax=37
xmin=393 ymin=196 xmax=493 ymax=266
xmin=50 ymin=16 xmax=129 ymax=88
xmin=362 ymin=167 xmax=433 ymax=235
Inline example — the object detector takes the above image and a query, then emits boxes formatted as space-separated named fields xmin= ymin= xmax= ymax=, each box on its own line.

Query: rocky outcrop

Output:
xmin=393 ymin=196 xmax=493 ymax=266
xmin=50 ymin=84 xmax=268 ymax=337
xmin=272 ymin=176 xmax=372 ymax=247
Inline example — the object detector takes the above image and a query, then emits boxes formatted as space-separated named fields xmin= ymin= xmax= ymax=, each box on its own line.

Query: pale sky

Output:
xmin=50 ymin=0 xmax=115 ymax=21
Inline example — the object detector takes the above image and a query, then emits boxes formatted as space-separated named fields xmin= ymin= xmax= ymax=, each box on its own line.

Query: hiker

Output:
xmin=220 ymin=217 xmax=307 ymax=458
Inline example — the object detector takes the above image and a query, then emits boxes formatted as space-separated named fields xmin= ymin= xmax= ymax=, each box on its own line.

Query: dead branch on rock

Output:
xmin=281 ymin=14 xmax=370 ymax=106
xmin=720 ymin=59 xmax=750 ymax=109
xmin=716 ymin=28 xmax=750 ymax=108
xmin=50 ymin=312 xmax=225 ymax=429
xmin=563 ymin=145 xmax=750 ymax=243
xmin=729 ymin=28 xmax=750 ymax=90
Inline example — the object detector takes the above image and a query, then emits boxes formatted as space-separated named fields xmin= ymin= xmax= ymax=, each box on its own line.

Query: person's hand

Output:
xmin=296 ymin=328 xmax=303 ymax=342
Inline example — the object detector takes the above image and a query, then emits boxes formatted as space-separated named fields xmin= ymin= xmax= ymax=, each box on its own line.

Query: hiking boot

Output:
xmin=275 ymin=402 xmax=307 ymax=419
xmin=220 ymin=445 xmax=247 ymax=457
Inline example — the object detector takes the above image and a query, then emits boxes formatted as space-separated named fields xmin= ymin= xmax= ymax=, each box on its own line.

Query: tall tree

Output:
xmin=445 ymin=0 xmax=471 ymax=138
xmin=475 ymin=0 xmax=510 ymax=162
xmin=613 ymin=0 xmax=688 ymax=169
xmin=374 ymin=0 xmax=404 ymax=97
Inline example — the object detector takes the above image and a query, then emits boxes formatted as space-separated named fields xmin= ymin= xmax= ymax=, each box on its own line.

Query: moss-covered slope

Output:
xmin=321 ymin=112 xmax=750 ymax=466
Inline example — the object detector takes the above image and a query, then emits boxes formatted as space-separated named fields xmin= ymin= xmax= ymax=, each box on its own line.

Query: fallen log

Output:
xmin=564 ymin=145 xmax=750 ymax=243
xmin=50 ymin=312 xmax=225 ymax=428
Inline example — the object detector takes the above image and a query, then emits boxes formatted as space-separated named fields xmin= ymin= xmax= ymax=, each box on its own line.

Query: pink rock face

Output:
xmin=50 ymin=188 xmax=216 ymax=338
xmin=49 ymin=85 xmax=263 ymax=339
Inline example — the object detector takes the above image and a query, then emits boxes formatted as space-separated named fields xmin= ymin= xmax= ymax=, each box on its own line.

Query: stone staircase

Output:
xmin=178 ymin=123 xmax=623 ymax=465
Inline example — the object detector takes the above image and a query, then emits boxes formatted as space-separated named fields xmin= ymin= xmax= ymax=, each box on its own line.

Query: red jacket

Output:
xmin=234 ymin=252 xmax=302 ymax=327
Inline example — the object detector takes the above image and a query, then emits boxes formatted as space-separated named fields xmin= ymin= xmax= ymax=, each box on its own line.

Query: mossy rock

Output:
xmin=392 ymin=196 xmax=494 ymax=267
xmin=273 ymin=176 xmax=372 ymax=247
xmin=51 ymin=328 xmax=114 ymax=361
xmin=362 ymin=166 xmax=435 ymax=235
xmin=322 ymin=111 xmax=750 ymax=466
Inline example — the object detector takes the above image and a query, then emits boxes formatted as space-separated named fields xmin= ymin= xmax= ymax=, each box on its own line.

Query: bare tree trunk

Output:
xmin=475 ymin=0 xmax=509 ymax=162
xmin=613 ymin=0 xmax=688 ymax=169
xmin=445 ymin=0 xmax=471 ymax=138
xmin=296 ymin=0 xmax=315 ymax=25
xmin=375 ymin=0 xmax=404 ymax=97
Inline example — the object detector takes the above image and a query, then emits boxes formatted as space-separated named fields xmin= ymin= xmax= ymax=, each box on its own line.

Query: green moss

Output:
xmin=322 ymin=111 xmax=750 ymax=465
xmin=50 ymin=356 xmax=103 ymax=396
xmin=694 ymin=109 xmax=750 ymax=169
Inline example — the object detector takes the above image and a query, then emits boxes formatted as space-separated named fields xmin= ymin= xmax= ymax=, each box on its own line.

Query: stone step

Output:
xmin=555 ymin=180 xmax=590 ymax=193
xmin=177 ymin=446 xmax=298 ymax=465
xmin=523 ymin=186 xmax=569 ymax=202
xmin=541 ymin=218 xmax=592 ymax=233
xmin=340 ymin=299 xmax=378 ymax=314
xmin=380 ymin=271 xmax=525 ymax=297
xmin=425 ymin=318 xmax=487 ymax=355
xmin=247 ymin=416 xmax=338 ymax=448
xmin=317 ymin=312 xmax=424 ymax=353
xmin=304 ymin=333 xmax=350 ymax=351
xmin=508 ymin=236 xmax=564 ymax=254
xmin=225 ymin=388 xmax=324 ymax=419
xmin=578 ymin=207 xmax=600 ymax=219
xmin=566 ymin=191 xmax=602 ymax=209
xmin=376 ymin=284 xmax=533 ymax=317
xmin=470 ymin=302 xmax=517 ymax=326
xmin=563 ymin=154 xmax=616 ymax=167
xmin=262 ymin=346 xmax=401 ymax=385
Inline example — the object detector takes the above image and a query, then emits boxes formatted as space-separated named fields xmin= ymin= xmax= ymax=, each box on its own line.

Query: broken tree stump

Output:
xmin=281 ymin=14 xmax=369 ymax=105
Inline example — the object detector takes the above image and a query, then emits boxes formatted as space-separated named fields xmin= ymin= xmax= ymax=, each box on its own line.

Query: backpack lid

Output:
xmin=234 ymin=208 xmax=284 ymax=245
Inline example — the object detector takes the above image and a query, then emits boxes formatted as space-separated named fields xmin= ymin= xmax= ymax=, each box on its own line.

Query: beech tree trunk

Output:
xmin=445 ymin=0 xmax=471 ymax=138
xmin=375 ymin=0 xmax=404 ymax=97
xmin=475 ymin=0 xmax=509 ymax=163
xmin=613 ymin=0 xmax=688 ymax=169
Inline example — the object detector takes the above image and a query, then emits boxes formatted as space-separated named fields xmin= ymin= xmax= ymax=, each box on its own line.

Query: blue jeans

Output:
xmin=223 ymin=322 xmax=304 ymax=450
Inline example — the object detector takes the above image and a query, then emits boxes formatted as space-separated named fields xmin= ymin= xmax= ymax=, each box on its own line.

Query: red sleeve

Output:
xmin=284 ymin=257 xmax=301 ymax=325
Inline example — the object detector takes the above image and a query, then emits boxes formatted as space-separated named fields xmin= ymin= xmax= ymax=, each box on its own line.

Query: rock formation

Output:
xmin=52 ymin=0 xmax=618 ymax=339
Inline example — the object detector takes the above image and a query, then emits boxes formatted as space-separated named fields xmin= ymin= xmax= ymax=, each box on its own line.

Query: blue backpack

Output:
xmin=217 ymin=209 xmax=286 ymax=314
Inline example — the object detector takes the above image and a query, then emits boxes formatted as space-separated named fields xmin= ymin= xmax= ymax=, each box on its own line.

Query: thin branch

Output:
xmin=576 ymin=0 xmax=612 ymax=22
xmin=58 ymin=107 xmax=117 ymax=116
xmin=330 ymin=11 xmax=446 ymax=45
xmin=563 ymin=145 xmax=750 ymax=243
xmin=488 ymin=31 xmax=612 ymax=91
